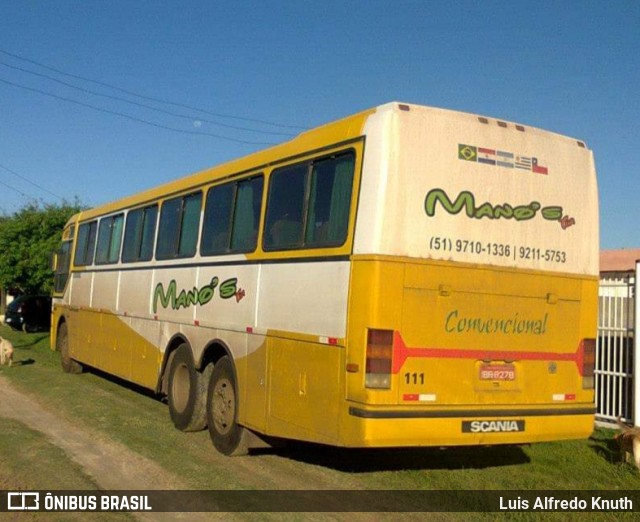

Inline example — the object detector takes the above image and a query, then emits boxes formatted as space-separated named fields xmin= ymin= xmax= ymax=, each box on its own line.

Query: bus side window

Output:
xmin=122 ymin=205 xmax=158 ymax=263
xmin=230 ymin=176 xmax=263 ymax=252
xmin=156 ymin=192 xmax=202 ymax=260
xmin=264 ymin=152 xmax=355 ymax=251
xmin=202 ymin=183 xmax=234 ymax=255
xmin=95 ymin=214 xmax=124 ymax=265
xmin=54 ymin=240 xmax=72 ymax=292
xmin=74 ymin=221 xmax=98 ymax=266
xmin=201 ymin=175 xmax=263 ymax=256
xmin=305 ymin=153 xmax=354 ymax=247
xmin=264 ymin=164 xmax=307 ymax=250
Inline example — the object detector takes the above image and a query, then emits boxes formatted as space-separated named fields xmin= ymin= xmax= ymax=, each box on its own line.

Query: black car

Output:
xmin=4 ymin=295 xmax=52 ymax=332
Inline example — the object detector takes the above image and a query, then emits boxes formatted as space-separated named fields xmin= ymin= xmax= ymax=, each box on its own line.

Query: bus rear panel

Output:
xmin=342 ymin=103 xmax=597 ymax=447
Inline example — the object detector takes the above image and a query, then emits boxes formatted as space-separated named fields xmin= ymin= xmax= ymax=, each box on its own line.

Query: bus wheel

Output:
xmin=167 ymin=344 xmax=209 ymax=432
xmin=206 ymin=356 xmax=249 ymax=456
xmin=57 ymin=323 xmax=83 ymax=374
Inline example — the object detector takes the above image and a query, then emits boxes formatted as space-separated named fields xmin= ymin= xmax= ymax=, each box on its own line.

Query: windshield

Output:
xmin=6 ymin=296 xmax=27 ymax=312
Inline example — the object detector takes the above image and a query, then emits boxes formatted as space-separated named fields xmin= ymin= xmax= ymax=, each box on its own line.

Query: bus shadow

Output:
xmin=82 ymin=365 xmax=161 ymax=401
xmin=76 ymin=364 xmax=531 ymax=472
xmin=258 ymin=442 xmax=530 ymax=472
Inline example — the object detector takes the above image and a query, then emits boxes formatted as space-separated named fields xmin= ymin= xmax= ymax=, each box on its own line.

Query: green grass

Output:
xmin=1 ymin=323 xmax=639 ymax=519
xmin=0 ymin=418 xmax=134 ymax=521
xmin=0 ymin=418 xmax=102 ymax=490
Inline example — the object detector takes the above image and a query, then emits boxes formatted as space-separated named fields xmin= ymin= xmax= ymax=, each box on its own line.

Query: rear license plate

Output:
xmin=479 ymin=363 xmax=515 ymax=381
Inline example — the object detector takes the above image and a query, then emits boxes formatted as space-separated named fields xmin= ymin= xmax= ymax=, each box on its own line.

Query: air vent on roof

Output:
xmin=478 ymin=117 xmax=489 ymax=124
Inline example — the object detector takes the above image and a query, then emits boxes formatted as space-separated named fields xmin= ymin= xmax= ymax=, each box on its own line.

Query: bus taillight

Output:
xmin=581 ymin=338 xmax=596 ymax=389
xmin=365 ymin=329 xmax=393 ymax=389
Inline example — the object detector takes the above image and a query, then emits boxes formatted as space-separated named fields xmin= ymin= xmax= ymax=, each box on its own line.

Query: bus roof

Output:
xmin=66 ymin=101 xmax=590 ymax=226
xmin=70 ymin=104 xmax=378 ymax=224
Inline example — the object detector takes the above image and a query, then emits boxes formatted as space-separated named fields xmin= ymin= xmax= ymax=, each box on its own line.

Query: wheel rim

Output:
xmin=171 ymin=363 xmax=191 ymax=413
xmin=212 ymin=377 xmax=235 ymax=435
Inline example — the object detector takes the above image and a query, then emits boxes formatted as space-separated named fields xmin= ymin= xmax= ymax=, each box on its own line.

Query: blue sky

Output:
xmin=1 ymin=1 xmax=638 ymax=249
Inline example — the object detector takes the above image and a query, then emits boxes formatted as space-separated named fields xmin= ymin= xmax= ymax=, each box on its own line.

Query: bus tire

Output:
xmin=57 ymin=323 xmax=83 ymax=374
xmin=167 ymin=344 xmax=209 ymax=432
xmin=206 ymin=355 xmax=249 ymax=456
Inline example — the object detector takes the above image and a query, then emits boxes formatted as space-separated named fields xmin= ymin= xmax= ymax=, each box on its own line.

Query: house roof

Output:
xmin=600 ymin=249 xmax=640 ymax=273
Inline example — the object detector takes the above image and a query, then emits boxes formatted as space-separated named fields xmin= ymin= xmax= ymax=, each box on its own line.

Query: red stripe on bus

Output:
xmin=391 ymin=332 xmax=582 ymax=374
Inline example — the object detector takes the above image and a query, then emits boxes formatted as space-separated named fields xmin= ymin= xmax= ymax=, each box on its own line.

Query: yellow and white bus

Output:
xmin=52 ymin=102 xmax=598 ymax=455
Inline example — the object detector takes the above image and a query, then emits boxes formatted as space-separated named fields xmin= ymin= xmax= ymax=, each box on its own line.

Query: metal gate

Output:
xmin=596 ymin=270 xmax=636 ymax=425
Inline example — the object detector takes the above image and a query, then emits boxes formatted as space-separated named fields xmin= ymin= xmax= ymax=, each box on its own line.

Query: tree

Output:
xmin=0 ymin=201 xmax=83 ymax=294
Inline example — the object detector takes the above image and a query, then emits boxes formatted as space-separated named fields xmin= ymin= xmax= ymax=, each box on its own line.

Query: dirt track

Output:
xmin=0 ymin=376 xmax=401 ymax=521
xmin=0 ymin=377 xmax=184 ymax=492
xmin=0 ymin=376 xmax=217 ymax=521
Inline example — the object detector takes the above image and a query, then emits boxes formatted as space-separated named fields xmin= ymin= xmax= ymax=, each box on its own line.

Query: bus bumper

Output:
xmin=340 ymin=405 xmax=595 ymax=447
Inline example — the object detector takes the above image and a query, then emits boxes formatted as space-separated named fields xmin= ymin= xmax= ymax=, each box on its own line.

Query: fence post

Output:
xmin=635 ymin=261 xmax=640 ymax=427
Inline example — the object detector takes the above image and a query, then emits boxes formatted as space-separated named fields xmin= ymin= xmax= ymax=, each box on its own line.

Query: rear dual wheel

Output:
xmin=206 ymin=356 xmax=249 ymax=456
xmin=167 ymin=344 xmax=211 ymax=432
xmin=168 ymin=349 xmax=248 ymax=455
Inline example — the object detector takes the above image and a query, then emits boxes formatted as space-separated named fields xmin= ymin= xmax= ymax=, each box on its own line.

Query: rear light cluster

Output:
xmin=581 ymin=338 xmax=595 ymax=389
xmin=365 ymin=329 xmax=393 ymax=389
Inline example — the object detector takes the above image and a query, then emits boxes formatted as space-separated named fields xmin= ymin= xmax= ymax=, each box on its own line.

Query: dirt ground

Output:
xmin=0 ymin=375 xmax=215 ymax=521
xmin=0 ymin=376 xmax=398 ymax=521
xmin=0 ymin=376 xmax=183 ymax=492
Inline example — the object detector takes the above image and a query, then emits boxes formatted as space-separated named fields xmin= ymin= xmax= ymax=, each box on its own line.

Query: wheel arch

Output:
xmin=158 ymin=334 xmax=238 ymax=395
xmin=53 ymin=315 xmax=67 ymax=352
xmin=158 ymin=333 xmax=190 ymax=395
xmin=199 ymin=338 xmax=234 ymax=373
xmin=197 ymin=338 xmax=240 ymax=414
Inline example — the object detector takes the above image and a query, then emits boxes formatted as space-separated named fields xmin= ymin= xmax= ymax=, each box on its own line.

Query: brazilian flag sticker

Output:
xmin=458 ymin=144 xmax=477 ymax=162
